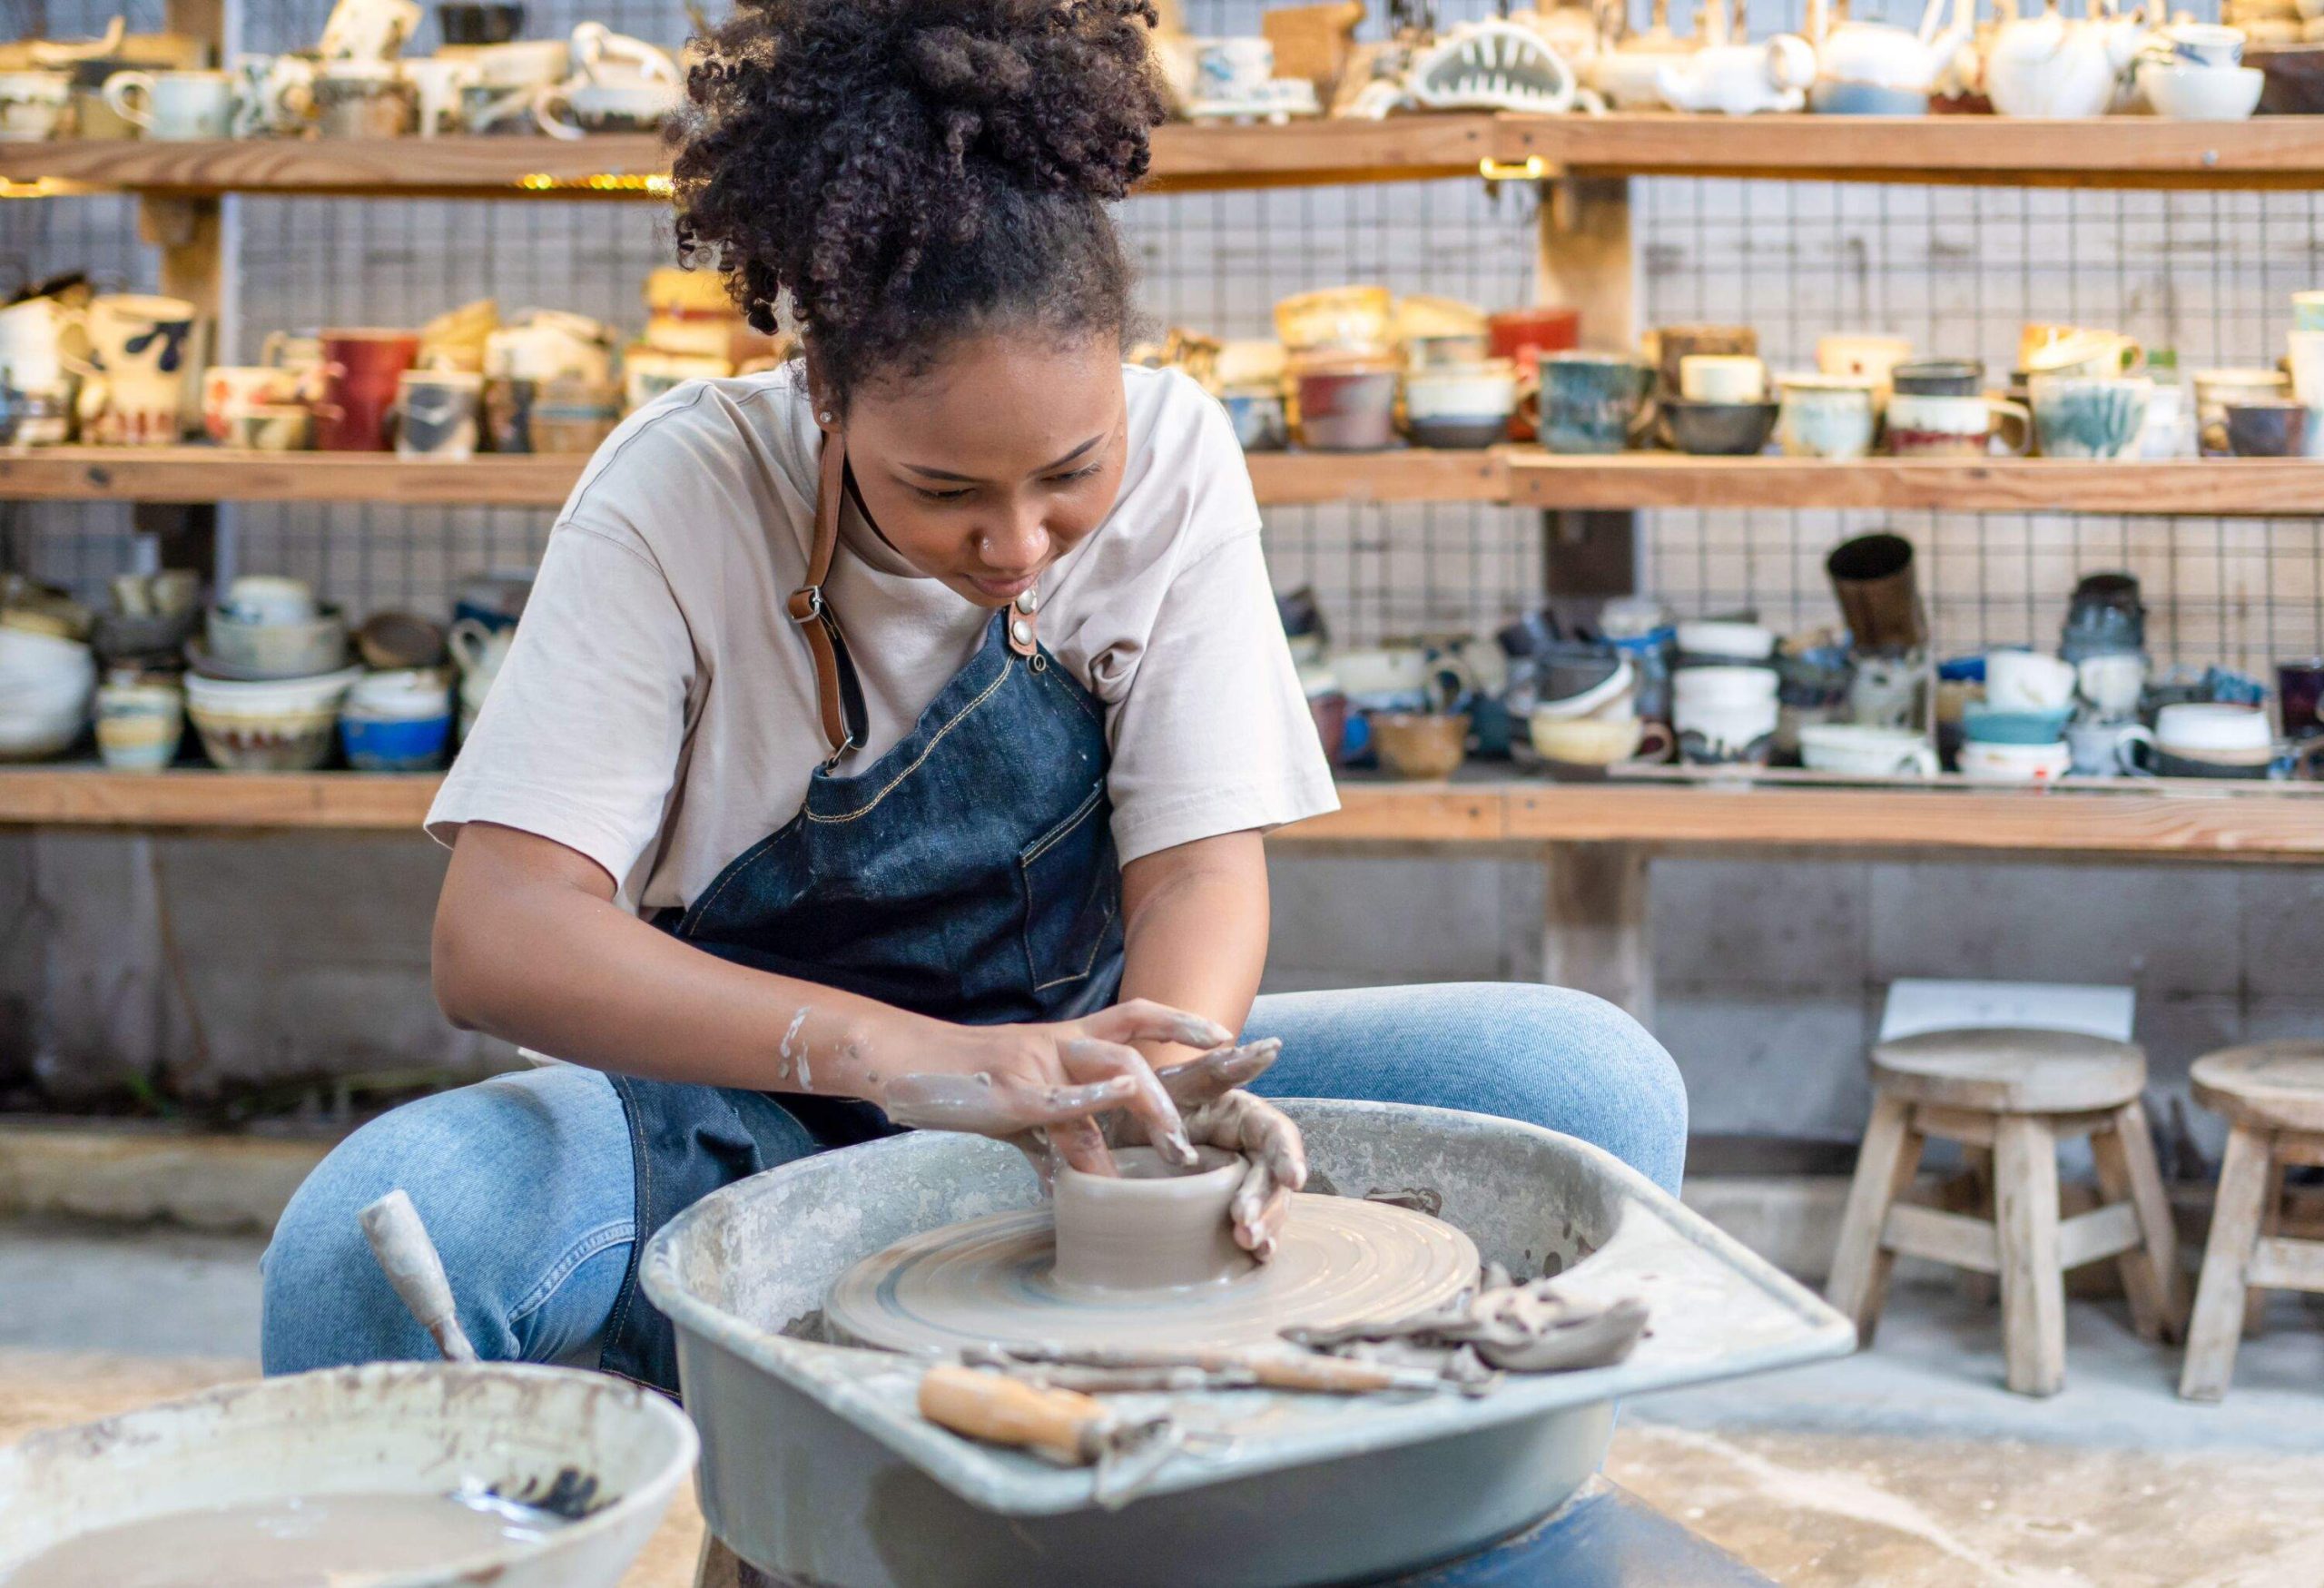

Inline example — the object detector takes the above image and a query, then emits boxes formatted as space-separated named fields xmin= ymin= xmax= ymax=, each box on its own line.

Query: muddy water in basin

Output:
xmin=4 ymin=1490 xmax=567 ymax=1587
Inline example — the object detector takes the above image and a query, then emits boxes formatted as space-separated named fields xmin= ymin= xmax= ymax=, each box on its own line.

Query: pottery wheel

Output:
xmin=824 ymin=1194 xmax=1480 ymax=1355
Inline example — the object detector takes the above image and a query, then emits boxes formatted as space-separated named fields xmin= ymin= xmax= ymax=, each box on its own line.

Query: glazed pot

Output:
xmin=1293 ymin=356 xmax=1400 ymax=451
xmin=1370 ymin=712 xmax=1469 ymax=779
xmin=1666 ymin=399 xmax=1777 ymax=456
xmin=1404 ymin=360 xmax=1517 ymax=449
xmin=315 ymin=329 xmax=420 ymax=451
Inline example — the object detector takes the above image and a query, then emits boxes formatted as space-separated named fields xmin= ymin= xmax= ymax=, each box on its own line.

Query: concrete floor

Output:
xmin=5 ymin=1215 xmax=2324 ymax=1586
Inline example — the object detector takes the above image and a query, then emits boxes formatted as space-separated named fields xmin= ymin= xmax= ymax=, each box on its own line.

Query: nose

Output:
xmin=974 ymin=502 xmax=1049 ymax=575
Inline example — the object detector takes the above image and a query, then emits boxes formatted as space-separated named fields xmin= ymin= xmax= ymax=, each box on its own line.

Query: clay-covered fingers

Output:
xmin=1061 ymin=1038 xmax=1193 ymax=1168
xmin=881 ymin=1070 xmax=1143 ymax=1139
xmin=1078 ymin=998 xmax=1236 ymax=1055
xmin=1186 ymin=1090 xmax=1307 ymax=1259
xmin=1155 ymin=1038 xmax=1284 ymax=1113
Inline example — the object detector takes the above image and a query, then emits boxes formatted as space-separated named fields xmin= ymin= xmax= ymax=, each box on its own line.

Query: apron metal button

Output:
xmin=1010 ymin=618 xmax=1033 ymax=646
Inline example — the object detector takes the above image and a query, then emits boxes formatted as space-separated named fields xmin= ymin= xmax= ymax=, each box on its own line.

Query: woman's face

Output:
xmin=829 ymin=334 xmax=1128 ymax=610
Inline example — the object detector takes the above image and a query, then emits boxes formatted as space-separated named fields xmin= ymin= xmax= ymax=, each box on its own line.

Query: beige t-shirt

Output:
xmin=426 ymin=363 xmax=1338 ymax=913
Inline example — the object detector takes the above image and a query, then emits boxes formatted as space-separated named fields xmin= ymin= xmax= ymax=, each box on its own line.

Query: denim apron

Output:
xmin=598 ymin=437 xmax=1126 ymax=1392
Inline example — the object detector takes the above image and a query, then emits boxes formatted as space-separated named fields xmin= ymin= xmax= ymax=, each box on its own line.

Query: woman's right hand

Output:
xmin=878 ymin=999 xmax=1232 ymax=1180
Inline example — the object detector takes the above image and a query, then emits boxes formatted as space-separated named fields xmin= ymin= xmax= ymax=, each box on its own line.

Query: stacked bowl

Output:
xmin=184 ymin=577 xmax=360 ymax=772
xmin=0 ymin=623 xmax=96 ymax=761
xmin=341 ymin=669 xmax=456 ymax=772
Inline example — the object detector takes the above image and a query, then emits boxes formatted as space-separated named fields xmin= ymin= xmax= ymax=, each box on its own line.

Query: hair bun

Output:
xmin=672 ymin=0 xmax=1162 ymax=396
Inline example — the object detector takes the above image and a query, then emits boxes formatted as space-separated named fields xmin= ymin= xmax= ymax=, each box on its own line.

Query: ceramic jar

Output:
xmin=1293 ymin=353 xmax=1400 ymax=451
xmin=0 ymin=72 xmax=72 ymax=141
xmin=1535 ymin=352 xmax=1654 ymax=454
xmin=315 ymin=329 xmax=420 ymax=450
xmin=2028 ymin=374 xmax=2153 ymax=459
xmin=1776 ymin=374 xmax=1878 ymax=459
xmin=1403 ymin=360 xmax=1518 ymax=449
xmin=103 ymin=69 xmax=235 ymax=139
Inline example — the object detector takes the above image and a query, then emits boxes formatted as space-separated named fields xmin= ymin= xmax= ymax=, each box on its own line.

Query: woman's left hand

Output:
xmin=1115 ymin=1039 xmax=1307 ymax=1260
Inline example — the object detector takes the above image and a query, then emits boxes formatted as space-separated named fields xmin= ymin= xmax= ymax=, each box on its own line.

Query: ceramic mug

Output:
xmin=2280 ymin=657 xmax=2324 ymax=741
xmin=0 ymin=72 xmax=72 ymax=141
xmin=2192 ymin=367 xmax=2290 ymax=455
xmin=1679 ymin=354 xmax=1766 ymax=403
xmin=1776 ymin=375 xmax=1877 ymax=459
xmin=1885 ymin=392 xmax=2032 ymax=457
xmin=1533 ymin=352 xmax=1654 ymax=455
xmin=1985 ymin=648 xmax=2078 ymax=712
xmin=1529 ymin=711 xmax=1674 ymax=767
xmin=202 ymin=366 xmax=307 ymax=442
xmin=396 ymin=369 xmax=482 ymax=459
xmin=2223 ymin=399 xmax=2310 ymax=459
xmin=1196 ymin=36 xmax=1275 ymax=100
xmin=315 ymin=65 xmax=417 ymax=138
xmin=1672 ymin=666 xmax=1779 ymax=766
xmin=621 ymin=348 xmax=728 ymax=414
xmin=2295 ymin=291 xmax=2324 ymax=333
xmin=2066 ymin=718 xmax=2156 ymax=778
xmin=0 ymin=296 xmax=74 ymax=391
xmin=1647 ymin=324 xmax=1757 ymax=401
xmin=2073 ymin=651 xmax=2147 ymax=721
xmin=1798 ymin=723 xmax=1938 ymax=776
xmin=2028 ymin=374 xmax=2153 ymax=459
xmin=226 ymin=402 xmax=311 ymax=450
xmin=320 ymin=0 xmax=426 ymax=61
xmin=79 ymin=294 xmax=200 ymax=445
xmin=231 ymin=54 xmax=318 ymax=137
xmin=1958 ymin=738 xmax=2073 ymax=784
xmin=1815 ymin=333 xmax=1914 ymax=393
xmin=1403 ymin=360 xmax=1518 ymax=449
xmin=2155 ymin=22 xmax=2243 ymax=67
xmin=2022 ymin=325 xmax=2142 ymax=380
xmin=94 ymin=683 xmax=185 ymax=773
xmin=103 ymin=70 xmax=235 ymax=139
xmin=315 ymin=328 xmax=420 ymax=450
xmin=2285 ymin=330 xmax=2324 ymax=409
xmin=2155 ymin=701 xmax=2274 ymax=756
xmin=400 ymin=56 xmax=478 ymax=135
xmin=224 ymin=575 xmax=316 ymax=625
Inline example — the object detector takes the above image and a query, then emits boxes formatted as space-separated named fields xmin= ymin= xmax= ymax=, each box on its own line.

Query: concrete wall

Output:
xmin=7 ymin=833 xmax=2318 ymax=1165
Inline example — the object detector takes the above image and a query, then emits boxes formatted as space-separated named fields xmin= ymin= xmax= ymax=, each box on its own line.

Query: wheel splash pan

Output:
xmin=642 ymin=1100 xmax=1853 ymax=1588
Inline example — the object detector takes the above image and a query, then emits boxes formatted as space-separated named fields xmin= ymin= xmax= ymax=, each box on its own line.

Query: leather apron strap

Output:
xmin=788 ymin=432 xmax=1042 ymax=756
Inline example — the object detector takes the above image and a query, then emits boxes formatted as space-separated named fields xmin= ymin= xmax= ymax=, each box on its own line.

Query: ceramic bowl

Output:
xmin=0 ymin=623 xmax=95 ymax=689
xmin=1808 ymin=79 xmax=1930 ymax=114
xmin=347 ymin=668 xmax=455 ymax=719
xmin=438 ymin=1 xmax=526 ymax=45
xmin=1798 ymin=723 xmax=1937 ymax=776
xmin=1666 ymin=399 xmax=1777 ymax=456
xmin=1404 ymin=361 xmax=1517 ymax=450
xmin=341 ymin=708 xmax=453 ymax=772
xmin=202 ymin=605 xmax=350 ymax=682
xmin=2139 ymin=60 xmax=2264 ymax=119
xmin=0 ymin=694 xmax=87 ymax=761
xmin=1891 ymin=360 xmax=1987 ymax=397
xmin=1961 ymin=704 xmax=2073 ymax=745
xmin=1293 ymin=357 xmax=1402 ymax=452
xmin=2224 ymin=399 xmax=2309 ymax=458
xmin=1369 ymin=712 xmax=1469 ymax=779
xmin=1532 ymin=652 xmax=1635 ymax=721
xmin=1673 ymin=620 xmax=1777 ymax=663
xmin=184 ymin=666 xmax=362 ymax=772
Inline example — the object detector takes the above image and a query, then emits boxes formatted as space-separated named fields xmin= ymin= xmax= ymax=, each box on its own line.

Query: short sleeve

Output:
xmin=425 ymin=520 xmax=694 ymax=900
xmin=1102 ymin=526 xmax=1340 ymax=864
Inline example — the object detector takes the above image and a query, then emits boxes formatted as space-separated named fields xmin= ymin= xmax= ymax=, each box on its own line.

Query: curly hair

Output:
xmin=670 ymin=0 xmax=1167 ymax=409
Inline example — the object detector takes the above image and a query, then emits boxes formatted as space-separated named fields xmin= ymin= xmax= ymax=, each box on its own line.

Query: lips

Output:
xmin=968 ymin=571 xmax=1039 ymax=601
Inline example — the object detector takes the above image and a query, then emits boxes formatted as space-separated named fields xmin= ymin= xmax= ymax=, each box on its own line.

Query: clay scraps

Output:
xmin=1283 ymin=1264 xmax=1650 ymax=1386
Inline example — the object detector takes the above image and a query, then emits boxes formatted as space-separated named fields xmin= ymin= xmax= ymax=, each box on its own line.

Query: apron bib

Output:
xmin=598 ymin=440 xmax=1125 ymax=1391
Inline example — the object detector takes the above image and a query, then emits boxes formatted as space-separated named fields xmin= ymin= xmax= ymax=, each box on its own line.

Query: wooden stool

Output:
xmin=2180 ymin=1041 xmax=2324 ymax=1402
xmin=1827 ymin=1028 xmax=2185 ymax=1396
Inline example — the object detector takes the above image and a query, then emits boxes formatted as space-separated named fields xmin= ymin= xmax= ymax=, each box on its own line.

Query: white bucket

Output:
xmin=0 ymin=1362 xmax=696 ymax=1587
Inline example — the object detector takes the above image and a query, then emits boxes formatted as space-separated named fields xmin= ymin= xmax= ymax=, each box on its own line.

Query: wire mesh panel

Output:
xmin=2 ymin=0 xmax=2321 ymax=673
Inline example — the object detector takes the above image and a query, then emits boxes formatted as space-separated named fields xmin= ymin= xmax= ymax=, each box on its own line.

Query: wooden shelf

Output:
xmin=10 ymin=116 xmax=2324 ymax=199
xmin=12 ymin=447 xmax=2324 ymax=516
xmin=0 ymin=447 xmax=1502 ymax=508
xmin=5 ymin=768 xmax=2319 ymax=859
xmin=1502 ymin=454 xmax=2324 ymax=516
xmin=1503 ymin=113 xmax=2324 ymax=190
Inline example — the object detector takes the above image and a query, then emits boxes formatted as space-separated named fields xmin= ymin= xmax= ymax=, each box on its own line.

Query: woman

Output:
xmin=261 ymin=0 xmax=1684 ymax=1388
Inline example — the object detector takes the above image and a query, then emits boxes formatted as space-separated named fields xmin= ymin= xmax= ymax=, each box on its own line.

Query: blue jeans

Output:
xmin=260 ymin=983 xmax=1685 ymax=1373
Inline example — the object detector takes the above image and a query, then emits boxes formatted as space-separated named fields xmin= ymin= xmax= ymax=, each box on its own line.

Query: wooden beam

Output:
xmin=2057 ymin=1201 xmax=2144 ymax=1270
xmin=1541 ymin=842 xmax=1650 ymax=1023
xmin=2244 ymin=1236 xmax=2324 ymax=1294
xmin=1503 ymin=455 xmax=2324 ymax=517
xmin=1883 ymin=1202 xmax=2000 ymax=1275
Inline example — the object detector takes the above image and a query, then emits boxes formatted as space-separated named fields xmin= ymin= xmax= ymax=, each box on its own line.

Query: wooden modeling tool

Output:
xmin=917 ymin=1366 xmax=1183 ymax=1506
xmin=358 ymin=1188 xmax=480 ymax=1364
xmin=966 ymin=1343 xmax=1465 ymax=1396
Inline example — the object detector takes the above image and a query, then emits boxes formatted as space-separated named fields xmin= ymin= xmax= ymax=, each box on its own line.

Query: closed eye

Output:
xmin=1048 ymin=463 xmax=1104 ymax=486
xmin=910 ymin=483 xmax=976 ymax=502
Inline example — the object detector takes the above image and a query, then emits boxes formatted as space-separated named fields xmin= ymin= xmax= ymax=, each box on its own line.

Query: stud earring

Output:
xmin=818 ymin=409 xmax=834 ymax=424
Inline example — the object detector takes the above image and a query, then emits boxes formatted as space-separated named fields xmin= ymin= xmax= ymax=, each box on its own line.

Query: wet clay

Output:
xmin=1051 ymin=1146 xmax=1254 ymax=1292
xmin=824 ymin=1158 xmax=1480 ymax=1356
xmin=3 ymin=1490 xmax=566 ymax=1587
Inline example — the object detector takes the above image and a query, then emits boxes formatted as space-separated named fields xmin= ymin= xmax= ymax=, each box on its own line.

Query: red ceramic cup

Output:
xmin=1489 ymin=307 xmax=1581 ymax=439
xmin=314 ymin=329 xmax=421 ymax=451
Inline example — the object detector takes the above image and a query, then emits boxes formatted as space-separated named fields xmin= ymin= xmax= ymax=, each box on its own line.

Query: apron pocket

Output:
xmin=1019 ymin=782 xmax=1118 ymax=994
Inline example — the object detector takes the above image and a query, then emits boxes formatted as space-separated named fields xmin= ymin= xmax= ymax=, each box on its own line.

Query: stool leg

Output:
xmin=2181 ymin=1125 xmax=2275 ymax=1404
xmin=2091 ymin=1100 xmax=2185 ymax=1343
xmin=2244 ymin=1159 xmax=2286 ymax=1339
xmin=1954 ymin=1146 xmax=1999 ymax=1308
xmin=1827 ymin=1094 xmax=1924 ymax=1344
xmin=1994 ymin=1114 xmax=2066 ymax=1396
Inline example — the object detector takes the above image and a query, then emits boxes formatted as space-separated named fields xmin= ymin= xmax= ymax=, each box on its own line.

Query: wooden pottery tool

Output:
xmin=918 ymin=1366 xmax=1181 ymax=1506
xmin=358 ymin=1188 xmax=479 ymax=1363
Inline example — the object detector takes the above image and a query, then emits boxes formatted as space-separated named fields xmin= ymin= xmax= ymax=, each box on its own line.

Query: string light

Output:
xmin=514 ymin=173 xmax=673 ymax=196
xmin=1477 ymin=155 xmax=1550 ymax=182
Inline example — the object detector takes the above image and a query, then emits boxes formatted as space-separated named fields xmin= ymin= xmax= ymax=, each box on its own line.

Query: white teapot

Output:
xmin=1586 ymin=0 xmax=1699 ymax=109
xmin=1984 ymin=0 xmax=2145 ymax=118
xmin=1655 ymin=0 xmax=1814 ymax=114
xmin=1807 ymin=0 xmax=1976 ymax=108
